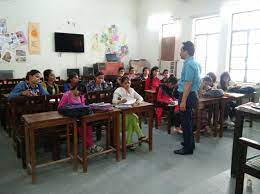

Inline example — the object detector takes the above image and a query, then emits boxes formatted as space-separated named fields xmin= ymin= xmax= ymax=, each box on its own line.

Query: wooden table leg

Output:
xmin=167 ymin=110 xmax=171 ymax=134
xmin=82 ymin=121 xmax=87 ymax=173
xmin=122 ymin=113 xmax=126 ymax=159
xmin=219 ymin=99 xmax=225 ymax=137
xmin=213 ymin=103 xmax=218 ymax=137
xmin=29 ymin=129 xmax=36 ymax=184
xmin=73 ymin=121 xmax=78 ymax=171
xmin=115 ymin=112 xmax=120 ymax=161
xmin=149 ymin=108 xmax=153 ymax=151
xmin=249 ymin=94 xmax=256 ymax=128
xmin=195 ymin=107 xmax=201 ymax=143
xmin=231 ymin=110 xmax=244 ymax=177
xmin=106 ymin=117 xmax=111 ymax=150
xmin=24 ymin=125 xmax=30 ymax=174
xmin=66 ymin=124 xmax=70 ymax=157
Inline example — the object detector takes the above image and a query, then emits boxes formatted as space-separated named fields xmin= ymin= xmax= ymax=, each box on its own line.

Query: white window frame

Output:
xmin=229 ymin=9 xmax=260 ymax=83
xmin=193 ymin=15 xmax=220 ymax=75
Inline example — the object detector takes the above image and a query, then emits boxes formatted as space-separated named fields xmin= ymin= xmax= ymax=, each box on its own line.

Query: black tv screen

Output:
xmin=55 ymin=32 xmax=84 ymax=53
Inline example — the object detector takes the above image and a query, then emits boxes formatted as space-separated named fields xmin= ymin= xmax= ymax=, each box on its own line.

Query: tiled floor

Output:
xmin=0 ymin=122 xmax=259 ymax=194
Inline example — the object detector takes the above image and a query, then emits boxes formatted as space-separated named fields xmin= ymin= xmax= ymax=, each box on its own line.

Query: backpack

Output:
xmin=58 ymin=103 xmax=92 ymax=118
xmin=204 ymin=89 xmax=224 ymax=98
xmin=228 ymin=86 xmax=255 ymax=94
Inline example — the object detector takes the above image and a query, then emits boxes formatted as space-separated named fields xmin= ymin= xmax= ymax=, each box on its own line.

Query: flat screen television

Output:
xmin=55 ymin=32 xmax=84 ymax=53
xmin=67 ymin=68 xmax=80 ymax=77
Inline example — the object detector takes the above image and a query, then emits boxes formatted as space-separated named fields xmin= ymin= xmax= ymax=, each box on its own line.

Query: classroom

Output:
xmin=0 ymin=0 xmax=260 ymax=194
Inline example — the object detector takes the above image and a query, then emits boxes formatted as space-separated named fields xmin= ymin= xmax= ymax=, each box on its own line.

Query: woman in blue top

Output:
xmin=63 ymin=72 xmax=80 ymax=92
xmin=9 ymin=69 xmax=48 ymax=99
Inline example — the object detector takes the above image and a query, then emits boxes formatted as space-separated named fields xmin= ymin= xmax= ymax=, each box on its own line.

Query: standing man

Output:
xmin=174 ymin=41 xmax=201 ymax=155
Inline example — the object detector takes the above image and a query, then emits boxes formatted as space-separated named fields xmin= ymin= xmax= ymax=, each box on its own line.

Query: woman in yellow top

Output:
xmin=41 ymin=69 xmax=59 ymax=95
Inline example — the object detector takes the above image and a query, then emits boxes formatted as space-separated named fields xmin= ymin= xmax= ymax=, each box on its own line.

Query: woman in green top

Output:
xmin=41 ymin=69 xmax=59 ymax=95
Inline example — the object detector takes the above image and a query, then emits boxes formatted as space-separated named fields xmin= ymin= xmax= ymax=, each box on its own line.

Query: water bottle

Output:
xmin=246 ymin=178 xmax=252 ymax=192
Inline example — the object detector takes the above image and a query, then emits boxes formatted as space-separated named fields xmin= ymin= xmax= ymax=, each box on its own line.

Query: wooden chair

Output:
xmin=47 ymin=94 xmax=63 ymax=111
xmin=85 ymin=89 xmax=114 ymax=104
xmin=9 ymin=96 xmax=48 ymax=168
xmin=131 ymin=79 xmax=146 ymax=98
xmin=235 ymin=137 xmax=260 ymax=194
xmin=85 ymin=89 xmax=115 ymax=141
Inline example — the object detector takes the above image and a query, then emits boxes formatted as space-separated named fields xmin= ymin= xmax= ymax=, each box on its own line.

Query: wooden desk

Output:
xmin=219 ymin=93 xmax=245 ymax=138
xmin=80 ymin=109 xmax=120 ymax=172
xmin=231 ymin=103 xmax=260 ymax=177
xmin=196 ymin=97 xmax=222 ymax=143
xmin=22 ymin=111 xmax=78 ymax=184
xmin=120 ymin=102 xmax=154 ymax=159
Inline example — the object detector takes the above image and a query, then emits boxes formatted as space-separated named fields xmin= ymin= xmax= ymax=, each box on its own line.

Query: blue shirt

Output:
xmin=63 ymin=83 xmax=71 ymax=92
xmin=178 ymin=56 xmax=201 ymax=93
xmin=9 ymin=81 xmax=48 ymax=99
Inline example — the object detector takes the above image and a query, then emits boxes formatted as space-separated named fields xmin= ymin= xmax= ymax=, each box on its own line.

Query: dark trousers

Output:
xmin=169 ymin=107 xmax=181 ymax=127
xmin=179 ymin=92 xmax=198 ymax=151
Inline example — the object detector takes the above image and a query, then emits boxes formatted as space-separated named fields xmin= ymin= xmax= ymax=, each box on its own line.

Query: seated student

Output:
xmin=218 ymin=72 xmax=238 ymax=124
xmin=63 ymin=72 xmax=79 ymax=92
xmin=58 ymin=84 xmax=103 ymax=153
xmin=86 ymin=72 xmax=110 ymax=92
xmin=112 ymin=67 xmax=125 ymax=88
xmin=139 ymin=67 xmax=150 ymax=81
xmin=112 ymin=76 xmax=146 ymax=150
xmin=161 ymin=69 xmax=170 ymax=83
xmin=145 ymin=66 xmax=161 ymax=91
xmin=206 ymin=72 xmax=218 ymax=89
xmin=128 ymin=67 xmax=137 ymax=80
xmin=199 ymin=76 xmax=214 ymax=133
xmin=9 ymin=69 xmax=48 ymax=99
xmin=200 ymin=76 xmax=213 ymax=96
xmin=218 ymin=71 xmax=239 ymax=91
xmin=41 ymin=69 xmax=59 ymax=95
xmin=156 ymin=76 xmax=181 ymax=133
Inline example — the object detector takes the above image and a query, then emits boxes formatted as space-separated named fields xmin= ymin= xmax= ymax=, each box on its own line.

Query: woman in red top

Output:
xmin=156 ymin=76 xmax=181 ymax=133
xmin=145 ymin=66 xmax=161 ymax=91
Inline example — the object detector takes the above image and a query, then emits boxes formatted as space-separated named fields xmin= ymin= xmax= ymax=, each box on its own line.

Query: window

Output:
xmin=230 ymin=10 xmax=260 ymax=82
xmin=193 ymin=16 xmax=220 ymax=76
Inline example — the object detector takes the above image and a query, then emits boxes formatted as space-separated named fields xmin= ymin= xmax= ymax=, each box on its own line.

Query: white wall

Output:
xmin=0 ymin=0 xmax=138 ymax=79
xmin=136 ymin=0 xmax=249 ymax=78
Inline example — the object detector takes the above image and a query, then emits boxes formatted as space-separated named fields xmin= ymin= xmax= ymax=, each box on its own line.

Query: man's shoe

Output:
xmin=181 ymin=142 xmax=195 ymax=150
xmin=174 ymin=148 xmax=193 ymax=155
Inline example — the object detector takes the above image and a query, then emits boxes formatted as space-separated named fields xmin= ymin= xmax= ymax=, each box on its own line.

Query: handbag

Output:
xmin=58 ymin=103 xmax=92 ymax=118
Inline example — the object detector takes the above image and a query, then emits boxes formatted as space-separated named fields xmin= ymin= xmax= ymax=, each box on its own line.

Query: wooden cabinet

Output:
xmin=93 ymin=62 xmax=123 ymax=75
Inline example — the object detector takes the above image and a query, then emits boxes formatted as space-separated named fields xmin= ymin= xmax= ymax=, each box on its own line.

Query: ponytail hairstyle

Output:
xmin=67 ymin=72 xmax=78 ymax=83
xmin=149 ymin=66 xmax=159 ymax=88
xmin=43 ymin=69 xmax=53 ymax=81
xmin=161 ymin=75 xmax=178 ymax=96
xmin=120 ymin=76 xmax=130 ymax=85
xmin=220 ymin=71 xmax=231 ymax=91
xmin=25 ymin=69 xmax=41 ymax=81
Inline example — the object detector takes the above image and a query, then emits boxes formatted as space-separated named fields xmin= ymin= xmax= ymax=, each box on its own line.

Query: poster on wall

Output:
xmin=1 ymin=49 xmax=13 ymax=63
xmin=15 ymin=49 xmax=26 ymax=63
xmin=28 ymin=22 xmax=40 ymax=54
xmin=8 ymin=32 xmax=20 ymax=49
xmin=16 ymin=31 xmax=27 ymax=45
xmin=0 ymin=18 xmax=7 ymax=34
xmin=100 ymin=24 xmax=129 ymax=60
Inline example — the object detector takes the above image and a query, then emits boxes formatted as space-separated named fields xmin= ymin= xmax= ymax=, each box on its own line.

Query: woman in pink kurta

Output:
xmin=58 ymin=87 xmax=103 ymax=154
